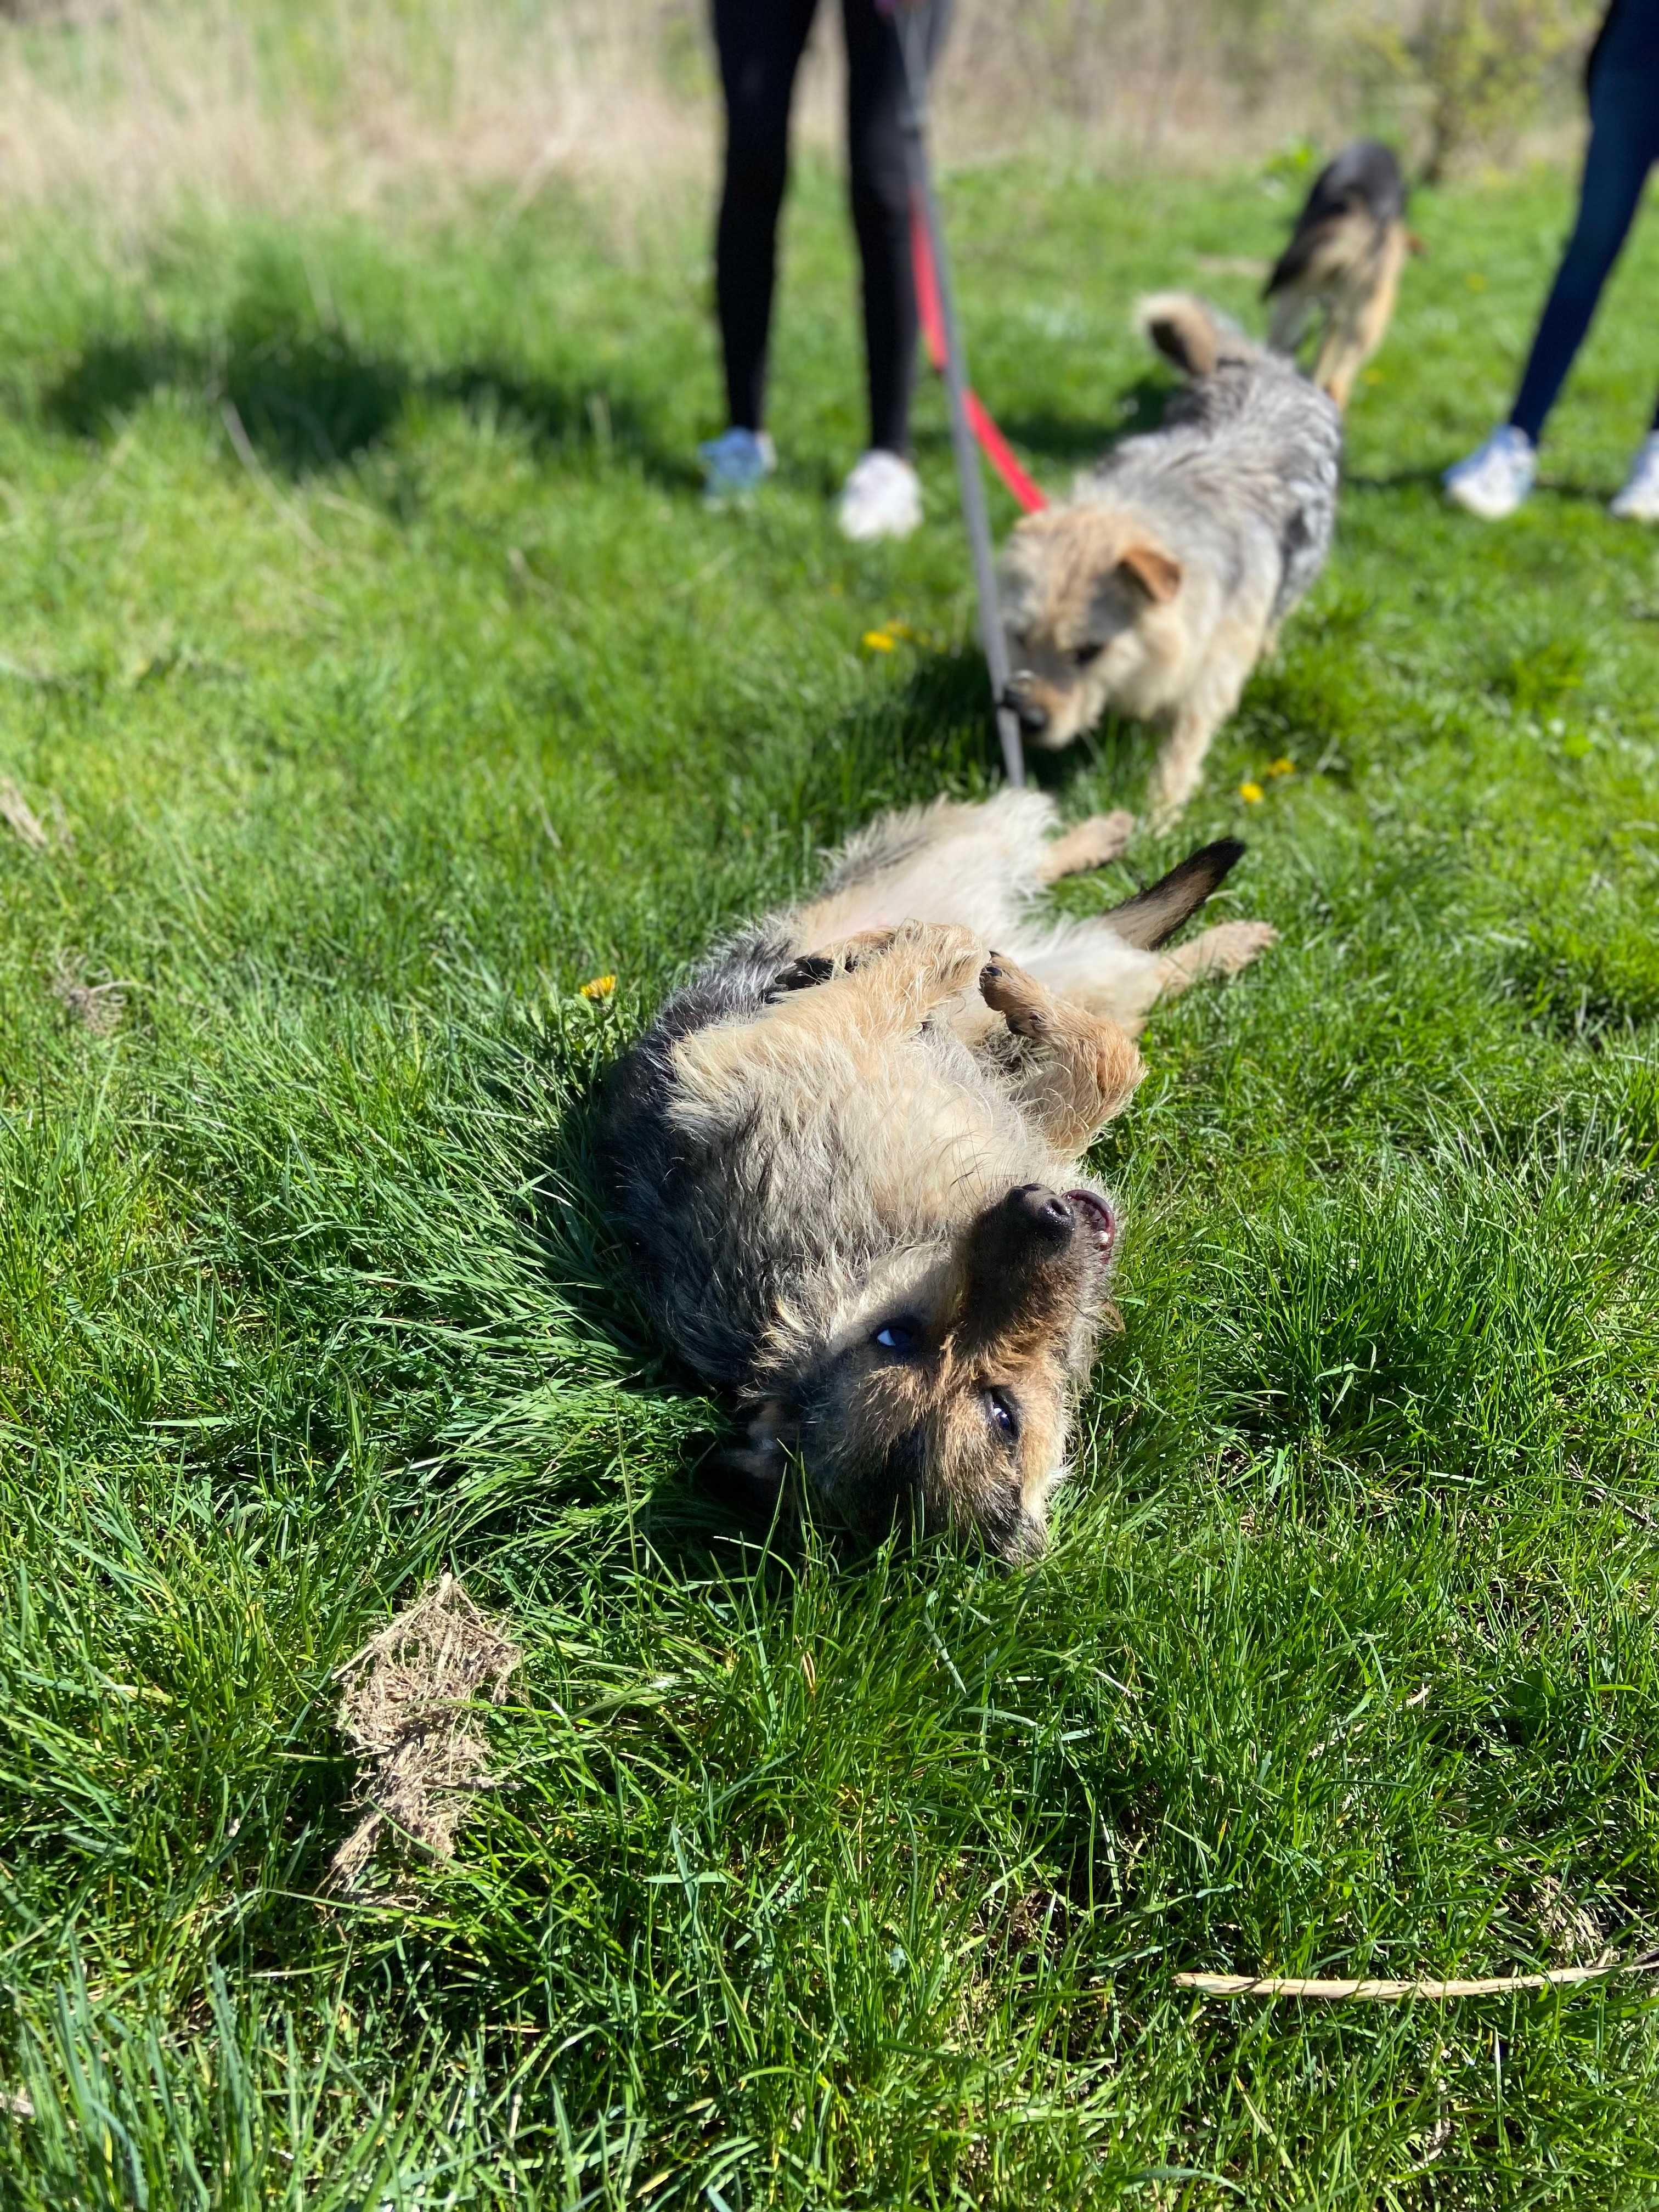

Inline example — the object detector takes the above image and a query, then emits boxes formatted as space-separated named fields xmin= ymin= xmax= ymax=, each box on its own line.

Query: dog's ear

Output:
xmin=1116 ymin=543 xmax=1183 ymax=603
xmin=724 ymin=1397 xmax=799 ymax=1493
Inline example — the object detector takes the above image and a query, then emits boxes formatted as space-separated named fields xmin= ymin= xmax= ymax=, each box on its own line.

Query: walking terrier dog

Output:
xmin=1265 ymin=140 xmax=1416 ymax=411
xmin=997 ymin=294 xmax=1340 ymax=826
xmin=601 ymin=790 xmax=1276 ymax=1559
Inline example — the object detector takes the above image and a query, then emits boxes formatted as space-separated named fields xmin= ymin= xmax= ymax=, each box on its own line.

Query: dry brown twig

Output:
xmin=1176 ymin=1960 xmax=1658 ymax=2002
xmin=0 ymin=778 xmax=50 ymax=852
xmin=331 ymin=1573 xmax=522 ymax=1888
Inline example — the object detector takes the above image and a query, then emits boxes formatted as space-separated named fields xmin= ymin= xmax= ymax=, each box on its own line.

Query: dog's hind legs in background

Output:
xmin=792 ymin=789 xmax=1276 ymax=1044
xmin=1310 ymin=220 xmax=1409 ymax=411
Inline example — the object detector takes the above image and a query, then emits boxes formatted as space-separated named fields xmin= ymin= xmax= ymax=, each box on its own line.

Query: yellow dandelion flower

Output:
xmin=1266 ymin=757 xmax=1295 ymax=777
xmin=862 ymin=629 xmax=896 ymax=652
xmin=1363 ymin=369 xmax=1384 ymax=386
xmin=579 ymin=974 xmax=616 ymax=1000
xmin=1238 ymin=781 xmax=1264 ymax=804
xmin=1466 ymin=272 xmax=1487 ymax=291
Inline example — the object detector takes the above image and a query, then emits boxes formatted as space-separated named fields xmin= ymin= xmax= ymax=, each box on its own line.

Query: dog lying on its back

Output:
xmin=998 ymin=294 xmax=1340 ymax=825
xmin=602 ymin=791 xmax=1276 ymax=1559
xmin=1265 ymin=140 xmax=1414 ymax=411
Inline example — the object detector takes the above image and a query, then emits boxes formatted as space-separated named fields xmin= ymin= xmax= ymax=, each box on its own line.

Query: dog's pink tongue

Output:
xmin=1066 ymin=1189 xmax=1117 ymax=1256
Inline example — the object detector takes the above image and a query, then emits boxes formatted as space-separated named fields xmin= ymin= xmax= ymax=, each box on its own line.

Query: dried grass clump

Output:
xmin=50 ymin=957 xmax=127 ymax=1035
xmin=331 ymin=1573 xmax=521 ymax=1888
xmin=0 ymin=0 xmax=716 ymax=244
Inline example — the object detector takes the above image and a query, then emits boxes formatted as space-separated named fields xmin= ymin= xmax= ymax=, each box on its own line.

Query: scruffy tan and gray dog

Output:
xmin=602 ymin=790 xmax=1275 ymax=1560
xmin=998 ymin=294 xmax=1341 ymax=825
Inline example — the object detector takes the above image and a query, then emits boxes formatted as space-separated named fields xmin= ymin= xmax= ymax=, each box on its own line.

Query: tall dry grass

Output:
xmin=0 ymin=0 xmax=711 ymax=242
xmin=0 ymin=0 xmax=1601 ymax=249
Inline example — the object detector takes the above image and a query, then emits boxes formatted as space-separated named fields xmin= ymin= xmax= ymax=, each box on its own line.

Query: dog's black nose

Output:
xmin=1010 ymin=1183 xmax=1074 ymax=1246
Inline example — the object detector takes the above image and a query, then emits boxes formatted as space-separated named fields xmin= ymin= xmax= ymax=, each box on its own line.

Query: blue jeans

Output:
xmin=1509 ymin=66 xmax=1659 ymax=443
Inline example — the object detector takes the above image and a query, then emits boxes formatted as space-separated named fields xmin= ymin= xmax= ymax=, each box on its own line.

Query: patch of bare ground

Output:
xmin=331 ymin=1573 xmax=522 ymax=1888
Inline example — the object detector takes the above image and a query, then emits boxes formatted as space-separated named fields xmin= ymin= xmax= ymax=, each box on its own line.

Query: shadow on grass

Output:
xmin=1347 ymin=466 xmax=1617 ymax=503
xmin=44 ymin=315 xmax=697 ymax=489
xmin=991 ymin=373 xmax=1174 ymax=472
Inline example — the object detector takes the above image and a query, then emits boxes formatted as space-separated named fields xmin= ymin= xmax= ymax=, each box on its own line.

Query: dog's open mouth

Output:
xmin=1065 ymin=1188 xmax=1117 ymax=1259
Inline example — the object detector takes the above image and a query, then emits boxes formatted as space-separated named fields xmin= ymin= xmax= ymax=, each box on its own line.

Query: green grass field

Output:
xmin=2 ymin=149 xmax=1659 ymax=2206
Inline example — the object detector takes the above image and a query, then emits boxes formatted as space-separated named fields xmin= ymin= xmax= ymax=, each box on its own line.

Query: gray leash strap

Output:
xmin=892 ymin=8 xmax=1026 ymax=787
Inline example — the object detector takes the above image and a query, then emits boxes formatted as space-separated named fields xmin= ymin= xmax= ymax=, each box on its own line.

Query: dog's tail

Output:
xmin=1135 ymin=292 xmax=1261 ymax=379
xmin=1103 ymin=838 xmax=1245 ymax=949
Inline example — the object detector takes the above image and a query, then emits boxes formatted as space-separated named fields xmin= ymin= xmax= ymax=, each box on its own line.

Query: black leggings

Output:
xmin=711 ymin=0 xmax=951 ymax=457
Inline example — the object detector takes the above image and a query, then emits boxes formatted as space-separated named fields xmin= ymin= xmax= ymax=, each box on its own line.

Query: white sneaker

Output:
xmin=836 ymin=449 xmax=922 ymax=542
xmin=1442 ymin=424 xmax=1536 ymax=519
xmin=699 ymin=426 xmax=775 ymax=507
xmin=1610 ymin=433 xmax=1659 ymax=521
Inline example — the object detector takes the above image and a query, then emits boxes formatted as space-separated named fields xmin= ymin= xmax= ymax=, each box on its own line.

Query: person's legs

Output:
xmin=840 ymin=0 xmax=952 ymax=459
xmin=1508 ymin=69 xmax=1659 ymax=444
xmin=1447 ymin=65 xmax=1657 ymax=517
xmin=711 ymin=0 xmax=819 ymax=436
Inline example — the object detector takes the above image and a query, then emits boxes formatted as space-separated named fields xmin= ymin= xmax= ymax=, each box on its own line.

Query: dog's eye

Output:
xmin=984 ymin=1388 xmax=1020 ymax=1441
xmin=1072 ymin=642 xmax=1103 ymax=668
xmin=872 ymin=1319 xmax=921 ymax=1354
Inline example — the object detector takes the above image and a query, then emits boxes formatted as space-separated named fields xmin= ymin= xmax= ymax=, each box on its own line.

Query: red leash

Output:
xmin=910 ymin=204 xmax=1046 ymax=515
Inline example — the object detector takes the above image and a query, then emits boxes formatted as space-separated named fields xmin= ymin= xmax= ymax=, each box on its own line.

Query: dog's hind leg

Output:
xmin=1153 ymin=919 xmax=1278 ymax=1003
xmin=1036 ymin=810 xmax=1137 ymax=883
xmin=798 ymin=789 xmax=1058 ymax=949
xmin=1313 ymin=225 xmax=1406 ymax=409
xmin=989 ymin=839 xmax=1266 ymax=1036
xmin=979 ymin=955 xmax=1144 ymax=1148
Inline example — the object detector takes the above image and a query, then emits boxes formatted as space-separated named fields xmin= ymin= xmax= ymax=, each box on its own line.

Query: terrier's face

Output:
xmin=735 ymin=1182 xmax=1121 ymax=1559
xmin=998 ymin=506 xmax=1183 ymax=748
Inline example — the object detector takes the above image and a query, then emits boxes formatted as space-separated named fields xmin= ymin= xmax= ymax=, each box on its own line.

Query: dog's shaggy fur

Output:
xmin=1265 ymin=140 xmax=1414 ymax=411
xmin=601 ymin=790 xmax=1275 ymax=1559
xmin=998 ymin=294 xmax=1341 ymax=823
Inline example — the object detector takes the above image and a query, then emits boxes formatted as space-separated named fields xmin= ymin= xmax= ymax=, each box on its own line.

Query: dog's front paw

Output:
xmin=889 ymin=919 xmax=984 ymax=997
xmin=979 ymin=952 xmax=1054 ymax=1037
xmin=770 ymin=928 xmax=899 ymax=996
